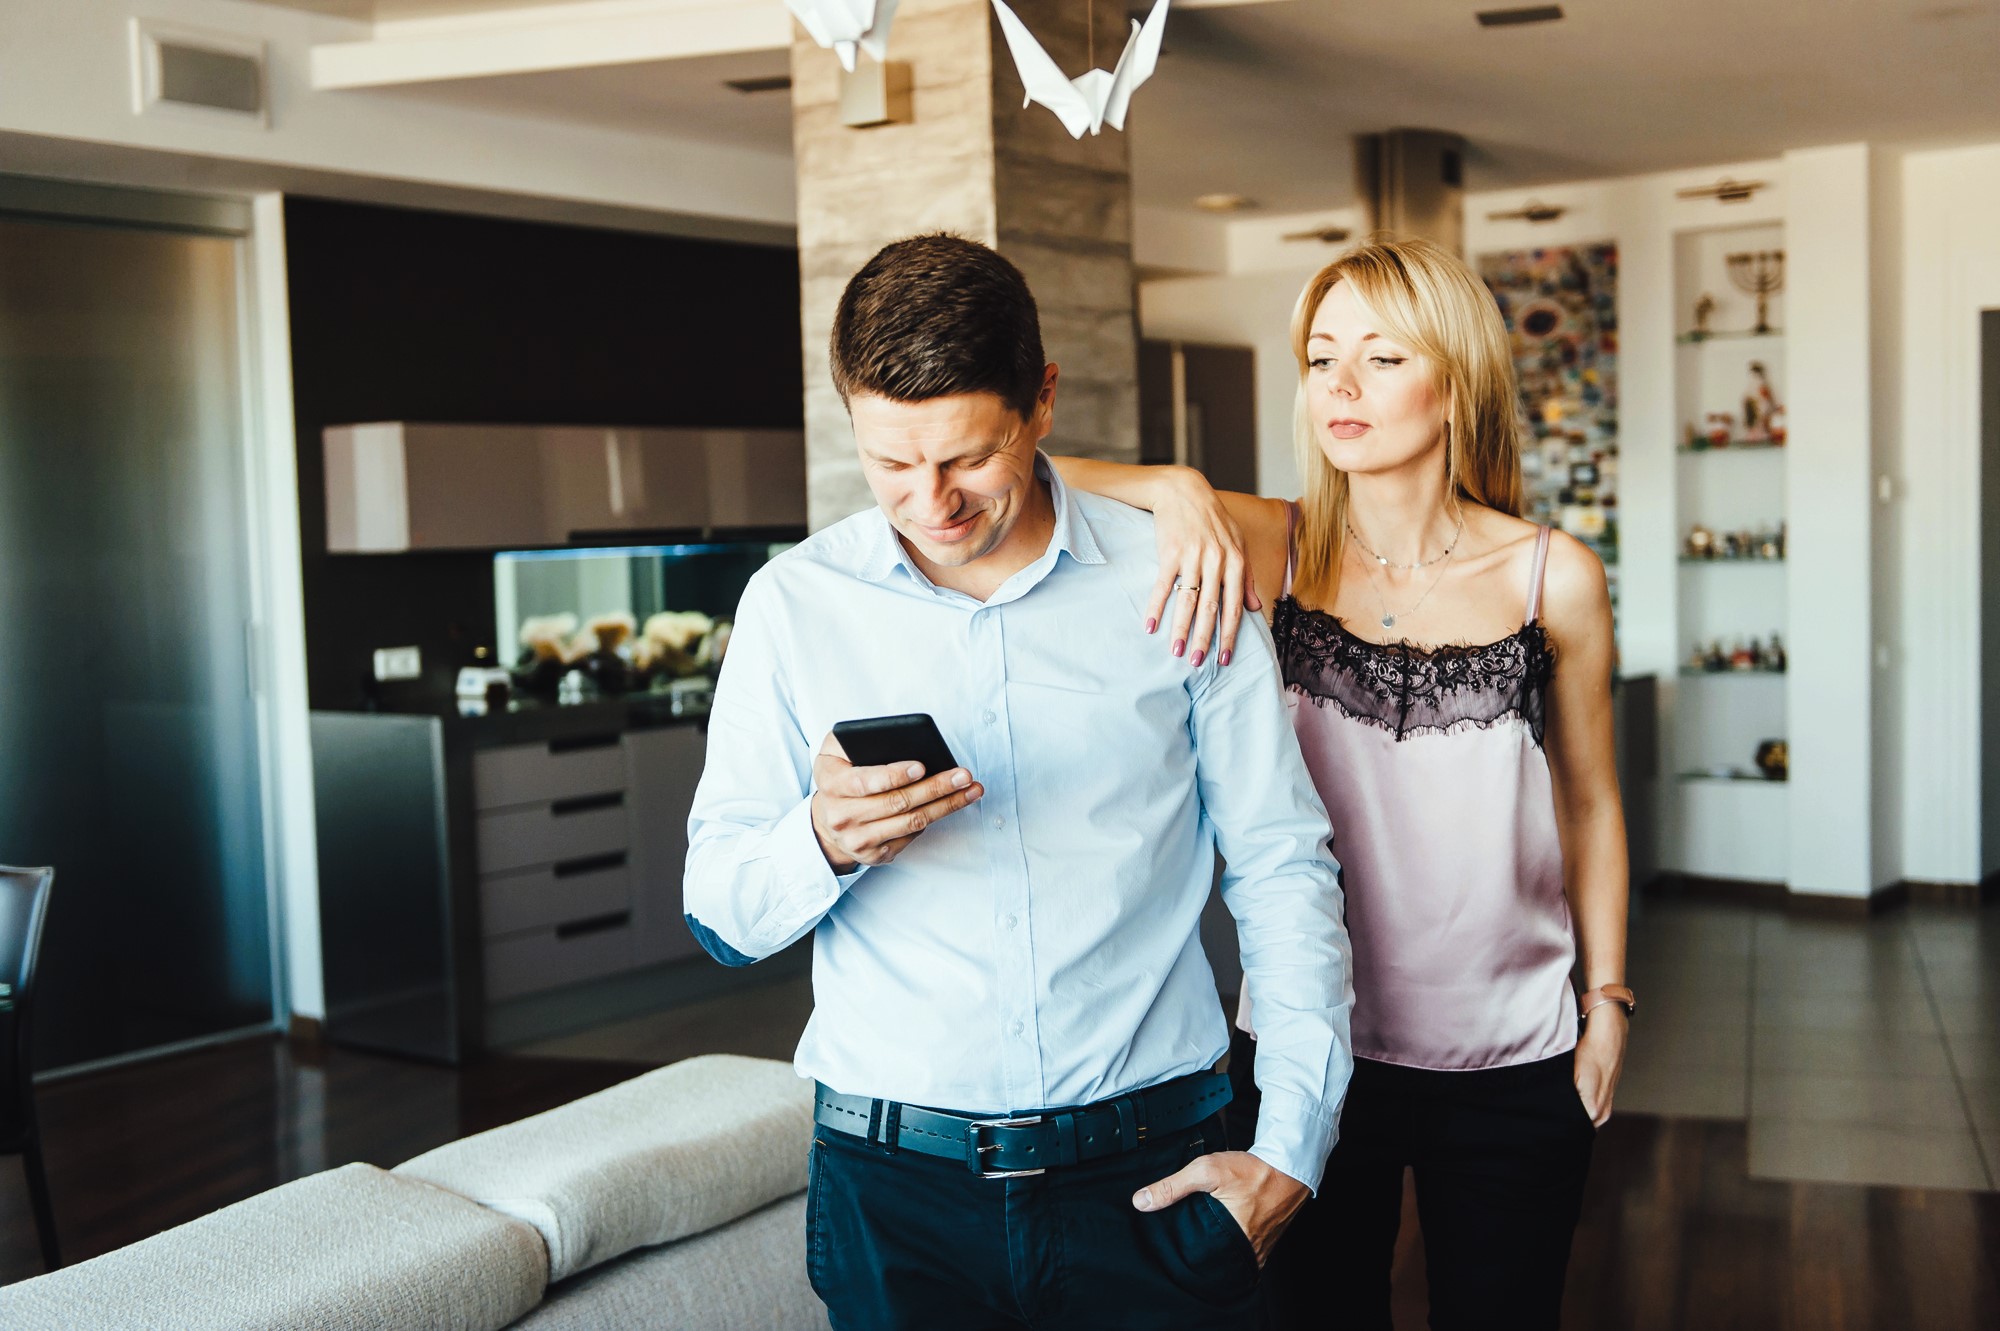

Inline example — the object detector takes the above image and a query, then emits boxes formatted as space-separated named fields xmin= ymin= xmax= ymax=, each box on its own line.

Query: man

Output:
xmin=684 ymin=233 xmax=1352 ymax=1330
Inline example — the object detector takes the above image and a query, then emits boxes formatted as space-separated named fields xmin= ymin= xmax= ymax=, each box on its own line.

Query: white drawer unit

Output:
xmin=480 ymin=852 xmax=632 ymax=939
xmin=473 ymin=736 xmax=627 ymax=811
xmin=475 ymin=794 xmax=629 ymax=875
xmin=483 ymin=913 xmax=638 ymax=1002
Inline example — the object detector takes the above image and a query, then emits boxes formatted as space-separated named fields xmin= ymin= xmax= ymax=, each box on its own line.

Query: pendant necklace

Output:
xmin=1355 ymin=538 xmax=1456 ymax=631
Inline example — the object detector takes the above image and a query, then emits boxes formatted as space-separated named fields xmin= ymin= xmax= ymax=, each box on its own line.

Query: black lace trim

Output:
xmin=1273 ymin=597 xmax=1555 ymax=745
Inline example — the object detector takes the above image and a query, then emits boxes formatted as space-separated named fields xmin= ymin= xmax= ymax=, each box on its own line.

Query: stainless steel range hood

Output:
xmin=322 ymin=422 xmax=806 ymax=553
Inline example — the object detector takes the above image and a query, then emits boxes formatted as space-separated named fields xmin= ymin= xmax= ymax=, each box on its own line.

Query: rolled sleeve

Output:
xmin=1188 ymin=616 xmax=1355 ymax=1195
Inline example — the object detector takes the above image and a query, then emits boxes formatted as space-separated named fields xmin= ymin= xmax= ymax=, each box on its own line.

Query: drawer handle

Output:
xmin=556 ymin=911 xmax=631 ymax=940
xmin=550 ymin=792 xmax=624 ymax=817
xmin=549 ymin=733 xmax=621 ymax=755
xmin=553 ymin=851 xmax=628 ymax=879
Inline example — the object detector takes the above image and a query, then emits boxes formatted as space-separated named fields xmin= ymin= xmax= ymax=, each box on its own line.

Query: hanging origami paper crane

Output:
xmin=785 ymin=0 xmax=901 ymax=73
xmin=990 ymin=0 xmax=1171 ymax=138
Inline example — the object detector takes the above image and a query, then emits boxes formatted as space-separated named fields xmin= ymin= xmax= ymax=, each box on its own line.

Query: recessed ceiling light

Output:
xmin=725 ymin=75 xmax=793 ymax=94
xmin=1194 ymin=193 xmax=1257 ymax=213
xmin=1476 ymin=5 xmax=1564 ymax=27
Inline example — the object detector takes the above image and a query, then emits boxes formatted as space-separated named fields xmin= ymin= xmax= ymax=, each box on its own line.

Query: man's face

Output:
xmin=849 ymin=371 xmax=1055 ymax=572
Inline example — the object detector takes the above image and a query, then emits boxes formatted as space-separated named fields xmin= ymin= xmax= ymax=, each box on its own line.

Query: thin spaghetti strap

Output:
xmin=1524 ymin=524 xmax=1553 ymax=622
xmin=1282 ymin=500 xmax=1300 ymax=598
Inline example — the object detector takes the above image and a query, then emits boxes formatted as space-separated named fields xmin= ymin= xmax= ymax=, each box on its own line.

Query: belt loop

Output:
xmin=880 ymin=1100 xmax=902 ymax=1155
xmin=865 ymin=1098 xmax=884 ymax=1148
xmin=1130 ymin=1087 xmax=1150 ymax=1144
xmin=1111 ymin=1096 xmax=1138 ymax=1152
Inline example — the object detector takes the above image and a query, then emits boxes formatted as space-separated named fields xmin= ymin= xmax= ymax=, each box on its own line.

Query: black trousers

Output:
xmin=807 ymin=1109 xmax=1260 ymax=1330
xmin=1229 ymin=1030 xmax=1594 ymax=1331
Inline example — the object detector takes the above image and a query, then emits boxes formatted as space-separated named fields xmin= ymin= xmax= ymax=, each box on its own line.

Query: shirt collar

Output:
xmin=855 ymin=450 xmax=1106 ymax=589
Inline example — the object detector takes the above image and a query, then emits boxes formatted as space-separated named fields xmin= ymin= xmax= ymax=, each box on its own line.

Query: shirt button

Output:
xmin=1011 ymin=1020 xmax=1025 ymax=1036
xmin=1004 ymin=914 xmax=1019 ymax=929
xmin=983 ymin=709 xmax=997 ymax=725
xmin=993 ymin=815 xmax=1006 ymax=830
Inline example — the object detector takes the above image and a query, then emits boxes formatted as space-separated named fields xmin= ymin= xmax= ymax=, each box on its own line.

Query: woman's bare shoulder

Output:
xmin=1538 ymin=528 xmax=1612 ymax=635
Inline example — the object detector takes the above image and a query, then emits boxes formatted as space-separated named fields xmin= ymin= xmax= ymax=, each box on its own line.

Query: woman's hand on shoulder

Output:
xmin=1144 ymin=472 xmax=1286 ymax=668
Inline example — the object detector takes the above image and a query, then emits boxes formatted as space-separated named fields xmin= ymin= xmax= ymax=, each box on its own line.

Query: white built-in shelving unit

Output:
xmin=1467 ymin=146 xmax=1878 ymax=899
xmin=1665 ymin=220 xmax=1791 ymax=882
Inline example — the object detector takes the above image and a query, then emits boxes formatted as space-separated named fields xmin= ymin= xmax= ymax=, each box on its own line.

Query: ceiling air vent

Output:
xmin=129 ymin=20 xmax=268 ymax=125
xmin=1476 ymin=6 xmax=1564 ymax=26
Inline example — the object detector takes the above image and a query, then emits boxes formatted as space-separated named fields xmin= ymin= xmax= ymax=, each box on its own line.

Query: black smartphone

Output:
xmin=832 ymin=713 xmax=960 ymax=778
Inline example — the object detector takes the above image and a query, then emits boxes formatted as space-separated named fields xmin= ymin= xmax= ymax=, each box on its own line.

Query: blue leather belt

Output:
xmin=813 ymin=1070 xmax=1232 ymax=1178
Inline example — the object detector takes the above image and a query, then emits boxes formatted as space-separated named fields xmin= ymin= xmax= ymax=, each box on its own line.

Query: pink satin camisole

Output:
xmin=1245 ymin=513 xmax=1575 ymax=1071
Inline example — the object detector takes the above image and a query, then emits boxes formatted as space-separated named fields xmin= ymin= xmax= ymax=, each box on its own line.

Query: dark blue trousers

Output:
xmin=806 ymin=1111 xmax=1260 ymax=1330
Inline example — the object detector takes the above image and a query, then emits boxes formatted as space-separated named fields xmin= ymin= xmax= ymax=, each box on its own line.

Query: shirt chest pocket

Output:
xmin=1003 ymin=674 xmax=1193 ymax=811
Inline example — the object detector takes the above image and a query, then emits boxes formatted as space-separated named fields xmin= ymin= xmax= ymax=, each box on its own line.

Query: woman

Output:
xmin=1054 ymin=234 xmax=1630 ymax=1329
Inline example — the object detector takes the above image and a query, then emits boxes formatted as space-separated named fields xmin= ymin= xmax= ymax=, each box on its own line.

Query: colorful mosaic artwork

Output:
xmin=1477 ymin=243 xmax=1620 ymax=570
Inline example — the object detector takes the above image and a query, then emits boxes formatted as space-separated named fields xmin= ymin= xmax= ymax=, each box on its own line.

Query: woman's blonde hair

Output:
xmin=1288 ymin=233 xmax=1525 ymax=602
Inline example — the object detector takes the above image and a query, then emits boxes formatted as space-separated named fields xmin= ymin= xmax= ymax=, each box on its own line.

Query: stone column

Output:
xmin=790 ymin=0 xmax=1141 ymax=528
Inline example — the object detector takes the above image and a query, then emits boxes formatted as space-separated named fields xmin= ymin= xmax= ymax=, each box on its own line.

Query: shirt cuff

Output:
xmin=1247 ymin=1088 xmax=1339 ymax=1196
xmin=776 ymin=796 xmax=868 ymax=903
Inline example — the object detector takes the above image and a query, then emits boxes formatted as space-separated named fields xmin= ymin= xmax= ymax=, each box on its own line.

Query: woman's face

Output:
xmin=1304 ymin=280 xmax=1449 ymax=479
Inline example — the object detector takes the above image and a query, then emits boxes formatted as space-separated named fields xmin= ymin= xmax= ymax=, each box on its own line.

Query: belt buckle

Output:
xmin=966 ymin=1115 xmax=1046 ymax=1179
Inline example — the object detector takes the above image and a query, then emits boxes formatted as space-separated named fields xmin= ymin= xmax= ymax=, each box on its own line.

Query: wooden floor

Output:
xmin=2 ymin=1031 xmax=1995 ymax=1327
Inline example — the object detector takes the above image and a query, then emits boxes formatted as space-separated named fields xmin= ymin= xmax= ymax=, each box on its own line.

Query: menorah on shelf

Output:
xmin=1727 ymin=250 xmax=1785 ymax=335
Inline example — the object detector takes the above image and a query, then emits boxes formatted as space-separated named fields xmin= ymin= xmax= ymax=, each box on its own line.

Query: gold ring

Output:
xmin=1179 ymin=583 xmax=1201 ymax=596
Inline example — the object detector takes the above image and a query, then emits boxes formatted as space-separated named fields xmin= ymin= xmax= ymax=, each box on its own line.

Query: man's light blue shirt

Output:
xmin=683 ymin=459 xmax=1354 ymax=1190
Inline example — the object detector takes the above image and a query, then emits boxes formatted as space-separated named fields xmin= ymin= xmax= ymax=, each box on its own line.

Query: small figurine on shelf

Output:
xmin=1684 ymin=524 xmax=1716 ymax=559
xmin=1684 ymin=422 xmax=1705 ymax=451
xmin=1704 ymin=639 xmax=1730 ymax=672
xmin=1692 ymin=292 xmax=1716 ymax=340
xmin=1762 ymin=633 xmax=1787 ymax=673
xmin=1746 ymin=362 xmax=1783 ymax=444
xmin=1755 ymin=739 xmax=1789 ymax=781
xmin=1731 ymin=638 xmax=1761 ymax=671
xmin=1706 ymin=412 xmax=1735 ymax=447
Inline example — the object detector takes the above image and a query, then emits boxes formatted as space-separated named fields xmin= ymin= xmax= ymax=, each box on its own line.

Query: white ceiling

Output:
xmin=274 ymin=0 xmax=2000 ymax=216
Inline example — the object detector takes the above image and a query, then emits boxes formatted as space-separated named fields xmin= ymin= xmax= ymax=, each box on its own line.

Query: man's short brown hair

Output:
xmin=830 ymin=234 xmax=1046 ymax=422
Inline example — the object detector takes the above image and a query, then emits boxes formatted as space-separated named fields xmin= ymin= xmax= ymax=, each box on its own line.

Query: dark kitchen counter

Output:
xmin=333 ymin=690 xmax=708 ymax=750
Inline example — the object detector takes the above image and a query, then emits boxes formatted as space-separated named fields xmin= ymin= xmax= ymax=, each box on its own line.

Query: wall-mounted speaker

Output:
xmin=129 ymin=19 xmax=268 ymax=126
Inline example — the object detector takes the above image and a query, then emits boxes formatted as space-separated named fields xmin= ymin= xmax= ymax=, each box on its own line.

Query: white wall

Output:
xmin=1139 ymin=267 xmax=1316 ymax=499
xmin=1870 ymin=148 xmax=1906 ymax=892
xmin=0 ymin=0 xmax=796 ymax=226
xmin=1899 ymin=142 xmax=2000 ymax=886
xmin=1783 ymin=144 xmax=1874 ymax=896
xmin=243 ymin=194 xmax=322 ymax=1021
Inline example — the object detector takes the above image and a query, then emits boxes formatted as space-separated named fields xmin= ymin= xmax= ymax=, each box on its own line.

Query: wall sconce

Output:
xmin=1676 ymin=177 xmax=1767 ymax=204
xmin=840 ymin=54 xmax=913 ymax=128
xmin=1486 ymin=199 xmax=1566 ymax=223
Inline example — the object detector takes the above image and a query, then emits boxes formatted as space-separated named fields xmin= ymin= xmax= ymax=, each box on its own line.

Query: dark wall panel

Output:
xmin=286 ymin=197 xmax=803 ymax=711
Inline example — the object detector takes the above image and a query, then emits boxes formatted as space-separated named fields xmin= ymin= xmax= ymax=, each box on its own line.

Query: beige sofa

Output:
xmin=0 ymin=1054 xmax=831 ymax=1330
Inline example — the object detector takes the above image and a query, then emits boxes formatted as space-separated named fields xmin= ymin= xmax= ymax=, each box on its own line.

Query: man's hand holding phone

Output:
xmin=810 ymin=732 xmax=983 ymax=872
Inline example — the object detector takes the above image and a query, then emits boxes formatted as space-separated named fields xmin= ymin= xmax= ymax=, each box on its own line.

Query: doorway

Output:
xmin=0 ymin=186 xmax=272 ymax=1069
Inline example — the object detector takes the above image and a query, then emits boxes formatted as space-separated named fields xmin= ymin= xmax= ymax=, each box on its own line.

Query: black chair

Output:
xmin=0 ymin=866 xmax=56 ymax=1271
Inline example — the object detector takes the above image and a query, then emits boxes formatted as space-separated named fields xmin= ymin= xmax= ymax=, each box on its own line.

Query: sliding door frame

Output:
xmin=0 ymin=173 xmax=319 ymax=1076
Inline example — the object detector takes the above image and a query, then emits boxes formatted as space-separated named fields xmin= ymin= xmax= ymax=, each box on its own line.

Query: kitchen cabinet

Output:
xmin=312 ymin=701 xmax=711 ymax=1061
xmin=323 ymin=422 xmax=805 ymax=552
